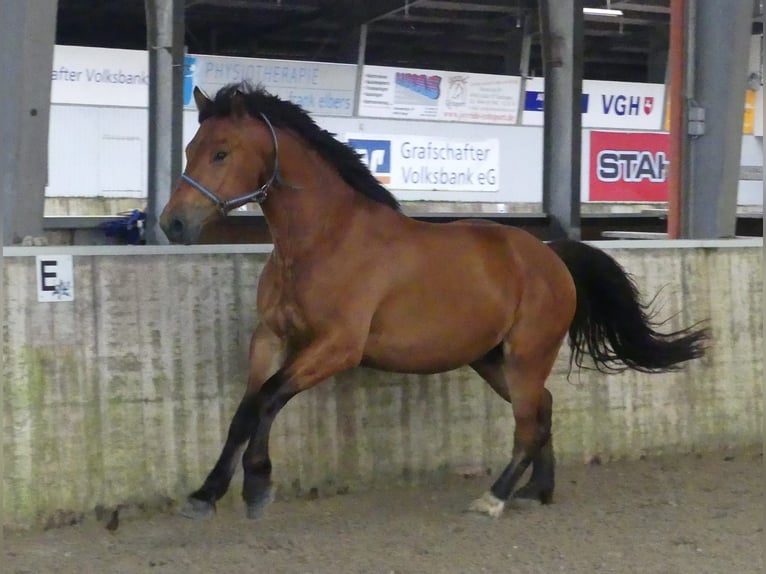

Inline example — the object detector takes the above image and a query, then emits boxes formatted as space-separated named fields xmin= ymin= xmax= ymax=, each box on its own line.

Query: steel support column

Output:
xmin=0 ymin=0 xmax=57 ymax=534
xmin=684 ymin=1 xmax=752 ymax=238
xmin=539 ymin=0 xmax=583 ymax=240
xmin=502 ymin=27 xmax=525 ymax=76
xmin=667 ymin=0 xmax=686 ymax=238
xmin=0 ymin=0 xmax=57 ymax=245
xmin=145 ymin=0 xmax=185 ymax=244
xmin=647 ymin=28 xmax=669 ymax=84
xmin=519 ymin=14 xmax=534 ymax=79
xmin=354 ymin=22 xmax=369 ymax=116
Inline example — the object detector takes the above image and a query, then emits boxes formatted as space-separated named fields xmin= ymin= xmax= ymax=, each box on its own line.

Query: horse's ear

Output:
xmin=231 ymin=89 xmax=248 ymax=119
xmin=193 ymin=86 xmax=212 ymax=117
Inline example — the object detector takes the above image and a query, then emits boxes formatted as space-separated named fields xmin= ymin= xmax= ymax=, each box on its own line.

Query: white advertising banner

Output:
xmin=345 ymin=134 xmax=499 ymax=192
xmin=522 ymin=78 xmax=666 ymax=130
xmin=359 ymin=65 xmax=521 ymax=125
xmin=51 ymin=45 xmax=149 ymax=107
xmin=186 ymin=54 xmax=357 ymax=116
xmin=51 ymin=46 xmax=356 ymax=116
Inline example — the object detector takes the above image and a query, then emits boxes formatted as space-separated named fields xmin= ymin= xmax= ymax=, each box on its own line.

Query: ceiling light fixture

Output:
xmin=583 ymin=8 xmax=624 ymax=17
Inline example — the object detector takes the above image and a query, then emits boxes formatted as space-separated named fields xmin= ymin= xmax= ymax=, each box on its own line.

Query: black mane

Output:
xmin=201 ymin=83 xmax=400 ymax=211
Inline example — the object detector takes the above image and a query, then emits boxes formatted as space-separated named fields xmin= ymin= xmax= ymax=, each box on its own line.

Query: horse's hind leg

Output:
xmin=512 ymin=387 xmax=554 ymax=505
xmin=470 ymin=353 xmax=555 ymax=505
xmin=468 ymin=342 xmax=560 ymax=518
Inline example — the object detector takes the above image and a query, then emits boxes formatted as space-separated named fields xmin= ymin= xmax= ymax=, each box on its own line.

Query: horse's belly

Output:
xmin=361 ymin=310 xmax=508 ymax=374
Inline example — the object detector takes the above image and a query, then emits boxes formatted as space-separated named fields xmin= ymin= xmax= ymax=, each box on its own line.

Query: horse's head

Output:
xmin=160 ymin=86 xmax=279 ymax=244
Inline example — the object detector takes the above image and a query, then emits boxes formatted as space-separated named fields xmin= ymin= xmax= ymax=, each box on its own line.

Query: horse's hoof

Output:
xmin=180 ymin=497 xmax=216 ymax=520
xmin=245 ymin=486 xmax=275 ymax=520
xmin=466 ymin=491 xmax=505 ymax=518
xmin=511 ymin=484 xmax=553 ymax=508
xmin=508 ymin=496 xmax=541 ymax=510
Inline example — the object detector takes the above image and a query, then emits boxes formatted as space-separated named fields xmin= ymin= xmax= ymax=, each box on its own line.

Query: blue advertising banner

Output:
xmin=185 ymin=54 xmax=356 ymax=117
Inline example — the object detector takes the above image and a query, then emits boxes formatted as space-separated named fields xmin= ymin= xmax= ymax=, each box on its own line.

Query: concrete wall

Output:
xmin=2 ymin=240 xmax=762 ymax=528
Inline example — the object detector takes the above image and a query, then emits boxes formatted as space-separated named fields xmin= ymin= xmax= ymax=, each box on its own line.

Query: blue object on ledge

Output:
xmin=102 ymin=210 xmax=147 ymax=245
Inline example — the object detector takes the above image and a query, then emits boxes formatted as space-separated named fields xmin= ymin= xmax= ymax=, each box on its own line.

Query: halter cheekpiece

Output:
xmin=180 ymin=112 xmax=280 ymax=215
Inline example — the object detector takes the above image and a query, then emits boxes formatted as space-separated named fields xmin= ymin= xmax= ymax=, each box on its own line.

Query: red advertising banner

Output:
xmin=589 ymin=131 xmax=669 ymax=202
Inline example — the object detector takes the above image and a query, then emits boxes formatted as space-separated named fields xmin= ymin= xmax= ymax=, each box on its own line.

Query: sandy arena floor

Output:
xmin=5 ymin=448 xmax=763 ymax=574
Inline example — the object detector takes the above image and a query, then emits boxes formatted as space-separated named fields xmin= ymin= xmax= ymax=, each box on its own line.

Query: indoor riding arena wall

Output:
xmin=2 ymin=240 xmax=762 ymax=529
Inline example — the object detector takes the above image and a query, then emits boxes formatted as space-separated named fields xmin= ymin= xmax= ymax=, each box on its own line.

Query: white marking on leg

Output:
xmin=468 ymin=491 xmax=505 ymax=518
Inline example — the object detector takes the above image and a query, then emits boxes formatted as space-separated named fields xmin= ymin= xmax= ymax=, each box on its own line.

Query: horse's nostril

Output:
xmin=168 ymin=218 xmax=185 ymax=238
xmin=161 ymin=217 xmax=187 ymax=242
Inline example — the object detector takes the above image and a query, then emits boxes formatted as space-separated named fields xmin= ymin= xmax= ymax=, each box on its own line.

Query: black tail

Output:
xmin=548 ymin=240 xmax=709 ymax=374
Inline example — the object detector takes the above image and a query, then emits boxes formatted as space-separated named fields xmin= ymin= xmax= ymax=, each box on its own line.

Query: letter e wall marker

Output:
xmin=36 ymin=255 xmax=74 ymax=302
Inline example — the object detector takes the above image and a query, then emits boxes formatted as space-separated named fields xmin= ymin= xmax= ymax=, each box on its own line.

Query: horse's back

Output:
xmin=429 ymin=218 xmax=573 ymax=289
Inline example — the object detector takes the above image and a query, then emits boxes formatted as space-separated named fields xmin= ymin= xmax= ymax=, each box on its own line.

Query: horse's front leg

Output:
xmin=240 ymin=335 xmax=364 ymax=519
xmin=181 ymin=322 xmax=285 ymax=519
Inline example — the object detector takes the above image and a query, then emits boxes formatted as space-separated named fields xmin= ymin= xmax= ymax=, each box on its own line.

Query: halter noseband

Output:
xmin=180 ymin=112 xmax=280 ymax=215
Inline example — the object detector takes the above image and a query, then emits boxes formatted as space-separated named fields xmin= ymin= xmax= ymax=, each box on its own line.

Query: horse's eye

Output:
xmin=213 ymin=151 xmax=228 ymax=162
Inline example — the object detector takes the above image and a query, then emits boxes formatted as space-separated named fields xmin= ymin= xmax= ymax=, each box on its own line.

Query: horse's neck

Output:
xmin=263 ymin=185 xmax=403 ymax=264
xmin=262 ymin=136 xmax=407 ymax=261
xmin=261 ymin=159 xmax=357 ymax=259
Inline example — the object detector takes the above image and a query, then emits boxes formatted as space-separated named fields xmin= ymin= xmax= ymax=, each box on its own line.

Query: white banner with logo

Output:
xmin=345 ymin=134 xmax=499 ymax=192
xmin=522 ymin=78 xmax=666 ymax=130
xmin=51 ymin=46 xmax=356 ymax=116
xmin=52 ymin=45 xmax=149 ymax=107
xmin=358 ymin=65 xmax=521 ymax=125
xmin=185 ymin=54 xmax=356 ymax=116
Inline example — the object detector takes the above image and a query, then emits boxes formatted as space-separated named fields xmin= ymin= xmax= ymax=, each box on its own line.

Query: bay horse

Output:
xmin=159 ymin=84 xmax=708 ymax=520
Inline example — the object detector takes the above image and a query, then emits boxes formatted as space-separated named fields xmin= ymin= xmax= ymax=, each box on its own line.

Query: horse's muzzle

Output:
xmin=159 ymin=210 xmax=204 ymax=245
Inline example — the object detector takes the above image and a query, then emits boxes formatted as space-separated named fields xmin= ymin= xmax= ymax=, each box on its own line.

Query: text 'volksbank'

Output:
xmin=400 ymin=141 xmax=496 ymax=186
xmin=349 ymin=135 xmax=500 ymax=191
xmin=52 ymin=67 xmax=148 ymax=85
